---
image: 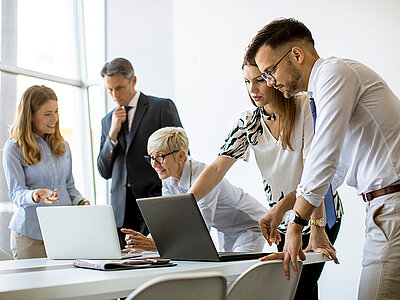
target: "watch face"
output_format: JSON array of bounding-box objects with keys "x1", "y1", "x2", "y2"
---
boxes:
[
  {"x1": 318, "y1": 218, "x2": 326, "y2": 227},
  {"x1": 287, "y1": 210, "x2": 295, "y2": 223}
]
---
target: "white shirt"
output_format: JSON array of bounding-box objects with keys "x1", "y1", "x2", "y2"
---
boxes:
[
  {"x1": 297, "y1": 57, "x2": 400, "y2": 207},
  {"x1": 162, "y1": 157, "x2": 266, "y2": 243},
  {"x1": 126, "y1": 90, "x2": 140, "y2": 131}
]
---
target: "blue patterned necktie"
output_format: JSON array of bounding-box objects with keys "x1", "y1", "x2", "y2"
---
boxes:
[{"x1": 309, "y1": 97, "x2": 337, "y2": 229}]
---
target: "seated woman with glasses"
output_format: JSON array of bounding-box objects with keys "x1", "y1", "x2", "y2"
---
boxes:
[{"x1": 121, "y1": 126, "x2": 267, "y2": 253}]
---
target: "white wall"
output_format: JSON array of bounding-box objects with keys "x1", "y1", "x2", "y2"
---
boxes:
[
  {"x1": 106, "y1": 0, "x2": 175, "y2": 106},
  {"x1": 107, "y1": 1, "x2": 400, "y2": 299}
]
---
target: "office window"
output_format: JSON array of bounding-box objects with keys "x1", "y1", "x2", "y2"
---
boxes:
[
  {"x1": 88, "y1": 85, "x2": 108, "y2": 205},
  {"x1": 0, "y1": 3, "x2": 2, "y2": 58},
  {"x1": 0, "y1": 0, "x2": 105, "y2": 254},
  {"x1": 17, "y1": 0, "x2": 78, "y2": 79},
  {"x1": 84, "y1": 0, "x2": 105, "y2": 82},
  {"x1": 84, "y1": 0, "x2": 108, "y2": 205}
]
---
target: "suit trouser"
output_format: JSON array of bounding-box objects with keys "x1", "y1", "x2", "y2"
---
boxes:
[
  {"x1": 358, "y1": 192, "x2": 400, "y2": 300},
  {"x1": 117, "y1": 187, "x2": 149, "y2": 248},
  {"x1": 278, "y1": 218, "x2": 341, "y2": 300},
  {"x1": 10, "y1": 230, "x2": 47, "y2": 259}
]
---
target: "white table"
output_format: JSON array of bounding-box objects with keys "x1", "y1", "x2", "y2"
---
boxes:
[{"x1": 0, "y1": 252, "x2": 328, "y2": 300}]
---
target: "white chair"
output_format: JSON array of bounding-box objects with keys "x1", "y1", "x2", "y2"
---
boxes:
[
  {"x1": 0, "y1": 248, "x2": 12, "y2": 260},
  {"x1": 227, "y1": 260, "x2": 303, "y2": 300},
  {"x1": 126, "y1": 271, "x2": 227, "y2": 300}
]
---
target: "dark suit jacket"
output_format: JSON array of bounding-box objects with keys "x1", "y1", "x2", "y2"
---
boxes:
[{"x1": 97, "y1": 93, "x2": 183, "y2": 227}]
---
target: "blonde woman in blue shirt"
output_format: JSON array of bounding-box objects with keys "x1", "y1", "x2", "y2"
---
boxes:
[{"x1": 3, "y1": 85, "x2": 89, "y2": 259}]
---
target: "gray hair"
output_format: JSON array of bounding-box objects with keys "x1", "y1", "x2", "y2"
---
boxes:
[
  {"x1": 147, "y1": 127, "x2": 189, "y2": 156},
  {"x1": 100, "y1": 57, "x2": 135, "y2": 80}
]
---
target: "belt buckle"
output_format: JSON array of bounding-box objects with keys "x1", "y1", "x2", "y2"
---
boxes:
[
  {"x1": 362, "y1": 193, "x2": 373, "y2": 202},
  {"x1": 362, "y1": 194, "x2": 367, "y2": 202}
]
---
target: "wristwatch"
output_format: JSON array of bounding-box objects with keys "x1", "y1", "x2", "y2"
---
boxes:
[
  {"x1": 287, "y1": 210, "x2": 309, "y2": 226},
  {"x1": 310, "y1": 218, "x2": 327, "y2": 228}
]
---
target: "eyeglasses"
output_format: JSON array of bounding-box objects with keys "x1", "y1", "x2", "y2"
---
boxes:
[
  {"x1": 260, "y1": 48, "x2": 292, "y2": 83},
  {"x1": 144, "y1": 150, "x2": 178, "y2": 165}
]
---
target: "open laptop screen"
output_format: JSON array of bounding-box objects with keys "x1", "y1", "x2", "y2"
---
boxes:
[
  {"x1": 37, "y1": 205, "x2": 123, "y2": 259},
  {"x1": 137, "y1": 193, "x2": 269, "y2": 262}
]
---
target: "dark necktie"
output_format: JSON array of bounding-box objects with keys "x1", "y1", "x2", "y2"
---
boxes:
[
  {"x1": 310, "y1": 97, "x2": 337, "y2": 229},
  {"x1": 122, "y1": 106, "x2": 132, "y2": 141}
]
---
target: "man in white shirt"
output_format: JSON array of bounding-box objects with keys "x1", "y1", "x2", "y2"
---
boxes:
[{"x1": 245, "y1": 18, "x2": 400, "y2": 299}]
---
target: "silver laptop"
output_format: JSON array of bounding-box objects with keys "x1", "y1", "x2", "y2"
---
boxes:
[
  {"x1": 37, "y1": 205, "x2": 138, "y2": 260},
  {"x1": 137, "y1": 193, "x2": 270, "y2": 262}
]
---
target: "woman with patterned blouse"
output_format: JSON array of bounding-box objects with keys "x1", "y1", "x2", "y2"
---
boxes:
[{"x1": 189, "y1": 59, "x2": 343, "y2": 299}]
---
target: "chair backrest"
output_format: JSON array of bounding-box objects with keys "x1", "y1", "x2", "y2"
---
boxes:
[
  {"x1": 126, "y1": 271, "x2": 227, "y2": 300},
  {"x1": 227, "y1": 260, "x2": 303, "y2": 300},
  {"x1": 0, "y1": 249, "x2": 12, "y2": 260}
]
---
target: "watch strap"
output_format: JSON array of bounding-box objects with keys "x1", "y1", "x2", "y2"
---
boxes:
[{"x1": 294, "y1": 214, "x2": 309, "y2": 226}]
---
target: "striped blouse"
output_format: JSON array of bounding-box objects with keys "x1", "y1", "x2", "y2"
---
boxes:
[{"x1": 219, "y1": 94, "x2": 343, "y2": 234}]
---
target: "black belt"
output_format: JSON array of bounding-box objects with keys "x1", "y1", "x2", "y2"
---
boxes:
[{"x1": 361, "y1": 184, "x2": 400, "y2": 202}]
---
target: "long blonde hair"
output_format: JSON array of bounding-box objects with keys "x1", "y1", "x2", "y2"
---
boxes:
[
  {"x1": 242, "y1": 59, "x2": 296, "y2": 150},
  {"x1": 10, "y1": 85, "x2": 65, "y2": 165}
]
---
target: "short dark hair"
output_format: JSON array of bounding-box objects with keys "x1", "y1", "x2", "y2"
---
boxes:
[
  {"x1": 100, "y1": 57, "x2": 134, "y2": 80},
  {"x1": 245, "y1": 18, "x2": 314, "y2": 64}
]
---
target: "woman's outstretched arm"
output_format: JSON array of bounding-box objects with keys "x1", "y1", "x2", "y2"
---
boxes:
[{"x1": 189, "y1": 156, "x2": 236, "y2": 201}]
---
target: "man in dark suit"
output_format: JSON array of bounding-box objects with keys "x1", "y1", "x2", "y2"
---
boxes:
[{"x1": 97, "y1": 57, "x2": 183, "y2": 247}]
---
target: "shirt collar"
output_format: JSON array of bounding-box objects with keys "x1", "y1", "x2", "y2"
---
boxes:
[
  {"x1": 127, "y1": 90, "x2": 141, "y2": 107},
  {"x1": 176, "y1": 156, "x2": 193, "y2": 190},
  {"x1": 307, "y1": 58, "x2": 325, "y2": 99},
  {"x1": 33, "y1": 132, "x2": 47, "y2": 143}
]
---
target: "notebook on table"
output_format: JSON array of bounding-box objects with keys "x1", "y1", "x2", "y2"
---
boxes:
[
  {"x1": 37, "y1": 205, "x2": 141, "y2": 260},
  {"x1": 73, "y1": 258, "x2": 175, "y2": 271},
  {"x1": 136, "y1": 193, "x2": 271, "y2": 262}
]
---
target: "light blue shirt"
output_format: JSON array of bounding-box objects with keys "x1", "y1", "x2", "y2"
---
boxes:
[{"x1": 3, "y1": 135, "x2": 85, "y2": 240}]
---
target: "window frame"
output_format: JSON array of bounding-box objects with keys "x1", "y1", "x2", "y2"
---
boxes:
[{"x1": 0, "y1": 0, "x2": 106, "y2": 206}]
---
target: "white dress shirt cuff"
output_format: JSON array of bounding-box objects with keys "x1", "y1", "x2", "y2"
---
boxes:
[
  {"x1": 296, "y1": 186, "x2": 324, "y2": 208},
  {"x1": 110, "y1": 137, "x2": 118, "y2": 147},
  {"x1": 30, "y1": 190, "x2": 39, "y2": 204}
]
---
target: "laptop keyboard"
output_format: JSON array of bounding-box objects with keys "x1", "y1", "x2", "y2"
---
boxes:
[{"x1": 218, "y1": 252, "x2": 263, "y2": 256}]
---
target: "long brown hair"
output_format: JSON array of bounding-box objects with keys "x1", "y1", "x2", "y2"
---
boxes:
[
  {"x1": 10, "y1": 85, "x2": 65, "y2": 165},
  {"x1": 242, "y1": 58, "x2": 296, "y2": 150}
]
